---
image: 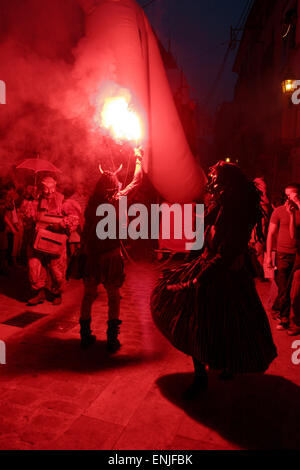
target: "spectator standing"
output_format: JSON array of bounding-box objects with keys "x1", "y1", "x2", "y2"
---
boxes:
[
  {"x1": 286, "y1": 193, "x2": 300, "y2": 336},
  {"x1": 266, "y1": 183, "x2": 300, "y2": 329}
]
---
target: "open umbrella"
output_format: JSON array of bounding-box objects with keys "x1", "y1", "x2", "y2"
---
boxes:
[
  {"x1": 16, "y1": 159, "x2": 62, "y2": 174},
  {"x1": 16, "y1": 158, "x2": 62, "y2": 188}
]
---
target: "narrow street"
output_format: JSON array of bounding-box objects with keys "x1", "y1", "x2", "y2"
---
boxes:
[{"x1": 0, "y1": 261, "x2": 299, "y2": 450}]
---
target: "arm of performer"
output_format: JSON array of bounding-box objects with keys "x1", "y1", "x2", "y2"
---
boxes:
[
  {"x1": 61, "y1": 200, "x2": 81, "y2": 235},
  {"x1": 80, "y1": 221, "x2": 89, "y2": 255},
  {"x1": 115, "y1": 149, "x2": 143, "y2": 200},
  {"x1": 167, "y1": 203, "x2": 265, "y2": 291}
]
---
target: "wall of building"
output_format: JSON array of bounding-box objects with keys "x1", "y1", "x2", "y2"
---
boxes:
[{"x1": 215, "y1": 0, "x2": 300, "y2": 200}]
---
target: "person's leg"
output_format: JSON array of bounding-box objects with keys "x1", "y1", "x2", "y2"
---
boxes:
[
  {"x1": 250, "y1": 241, "x2": 264, "y2": 279},
  {"x1": 193, "y1": 358, "x2": 208, "y2": 384},
  {"x1": 106, "y1": 285, "x2": 121, "y2": 321},
  {"x1": 182, "y1": 358, "x2": 208, "y2": 399},
  {"x1": 274, "y1": 253, "x2": 295, "y2": 327},
  {"x1": 20, "y1": 228, "x2": 30, "y2": 265},
  {"x1": 27, "y1": 254, "x2": 47, "y2": 305},
  {"x1": 79, "y1": 277, "x2": 98, "y2": 348},
  {"x1": 288, "y1": 270, "x2": 300, "y2": 335},
  {"x1": 11, "y1": 231, "x2": 19, "y2": 265},
  {"x1": 105, "y1": 284, "x2": 122, "y2": 353},
  {"x1": 66, "y1": 243, "x2": 79, "y2": 280},
  {"x1": 273, "y1": 254, "x2": 287, "y2": 310},
  {"x1": 12, "y1": 224, "x2": 23, "y2": 263},
  {"x1": 48, "y1": 249, "x2": 67, "y2": 305},
  {"x1": 268, "y1": 279, "x2": 279, "y2": 316}
]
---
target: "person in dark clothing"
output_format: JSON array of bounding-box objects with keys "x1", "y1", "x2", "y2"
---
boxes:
[
  {"x1": 79, "y1": 153, "x2": 143, "y2": 352},
  {"x1": 286, "y1": 192, "x2": 300, "y2": 336},
  {"x1": 266, "y1": 183, "x2": 300, "y2": 329},
  {"x1": 151, "y1": 161, "x2": 277, "y2": 398},
  {"x1": 249, "y1": 177, "x2": 273, "y2": 280}
]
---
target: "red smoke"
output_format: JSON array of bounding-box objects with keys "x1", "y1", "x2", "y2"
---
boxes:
[
  {"x1": 0, "y1": 0, "x2": 206, "y2": 202},
  {"x1": 0, "y1": 0, "x2": 126, "y2": 187}
]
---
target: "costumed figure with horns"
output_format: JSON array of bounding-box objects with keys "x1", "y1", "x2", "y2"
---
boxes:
[
  {"x1": 79, "y1": 151, "x2": 143, "y2": 352},
  {"x1": 27, "y1": 176, "x2": 80, "y2": 306},
  {"x1": 151, "y1": 161, "x2": 277, "y2": 398}
]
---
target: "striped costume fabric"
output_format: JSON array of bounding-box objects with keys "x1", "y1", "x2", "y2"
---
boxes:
[{"x1": 151, "y1": 255, "x2": 277, "y2": 373}]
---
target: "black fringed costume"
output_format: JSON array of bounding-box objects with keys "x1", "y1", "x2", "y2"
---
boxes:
[
  {"x1": 79, "y1": 156, "x2": 142, "y2": 351},
  {"x1": 151, "y1": 162, "x2": 277, "y2": 373}
]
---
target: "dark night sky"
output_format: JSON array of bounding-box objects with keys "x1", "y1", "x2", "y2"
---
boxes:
[{"x1": 137, "y1": 0, "x2": 252, "y2": 114}]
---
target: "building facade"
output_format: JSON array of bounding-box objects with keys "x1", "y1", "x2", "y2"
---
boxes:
[{"x1": 215, "y1": 0, "x2": 300, "y2": 200}]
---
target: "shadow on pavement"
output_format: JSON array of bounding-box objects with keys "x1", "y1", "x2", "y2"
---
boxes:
[
  {"x1": 3, "y1": 335, "x2": 165, "y2": 377},
  {"x1": 157, "y1": 372, "x2": 300, "y2": 450}
]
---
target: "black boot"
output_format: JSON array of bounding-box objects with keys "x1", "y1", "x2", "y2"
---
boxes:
[
  {"x1": 182, "y1": 359, "x2": 208, "y2": 400},
  {"x1": 106, "y1": 319, "x2": 122, "y2": 353},
  {"x1": 80, "y1": 318, "x2": 96, "y2": 349},
  {"x1": 27, "y1": 288, "x2": 46, "y2": 306}
]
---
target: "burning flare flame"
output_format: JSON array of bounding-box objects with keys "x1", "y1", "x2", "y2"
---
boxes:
[{"x1": 100, "y1": 96, "x2": 143, "y2": 144}]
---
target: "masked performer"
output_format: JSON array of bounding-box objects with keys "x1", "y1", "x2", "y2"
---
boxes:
[
  {"x1": 28, "y1": 176, "x2": 79, "y2": 306},
  {"x1": 79, "y1": 153, "x2": 143, "y2": 352},
  {"x1": 151, "y1": 161, "x2": 277, "y2": 397}
]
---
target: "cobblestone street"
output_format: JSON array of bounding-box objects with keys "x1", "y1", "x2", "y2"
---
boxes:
[{"x1": 0, "y1": 261, "x2": 299, "y2": 450}]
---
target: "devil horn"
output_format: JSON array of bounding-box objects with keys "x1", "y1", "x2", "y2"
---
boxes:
[
  {"x1": 99, "y1": 164, "x2": 104, "y2": 174},
  {"x1": 114, "y1": 163, "x2": 123, "y2": 175}
]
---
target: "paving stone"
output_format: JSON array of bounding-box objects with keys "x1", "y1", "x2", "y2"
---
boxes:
[
  {"x1": 46, "y1": 381, "x2": 85, "y2": 398},
  {"x1": 0, "y1": 416, "x2": 23, "y2": 435},
  {"x1": 0, "y1": 324, "x2": 21, "y2": 341},
  {"x1": 0, "y1": 436, "x2": 34, "y2": 450},
  {"x1": 168, "y1": 435, "x2": 239, "y2": 451},
  {"x1": 20, "y1": 429, "x2": 60, "y2": 446},
  {"x1": 113, "y1": 386, "x2": 185, "y2": 450},
  {"x1": 2, "y1": 388, "x2": 40, "y2": 407},
  {"x1": 175, "y1": 415, "x2": 213, "y2": 443},
  {"x1": 19, "y1": 411, "x2": 76, "y2": 446},
  {"x1": 40, "y1": 399, "x2": 82, "y2": 415},
  {"x1": 0, "y1": 266, "x2": 299, "y2": 450},
  {"x1": 51, "y1": 416, "x2": 124, "y2": 450},
  {"x1": 84, "y1": 373, "x2": 156, "y2": 426},
  {"x1": 0, "y1": 402, "x2": 30, "y2": 421},
  {"x1": 13, "y1": 373, "x2": 56, "y2": 390}
]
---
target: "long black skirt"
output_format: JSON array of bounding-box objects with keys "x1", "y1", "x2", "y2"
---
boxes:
[{"x1": 151, "y1": 256, "x2": 277, "y2": 373}]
